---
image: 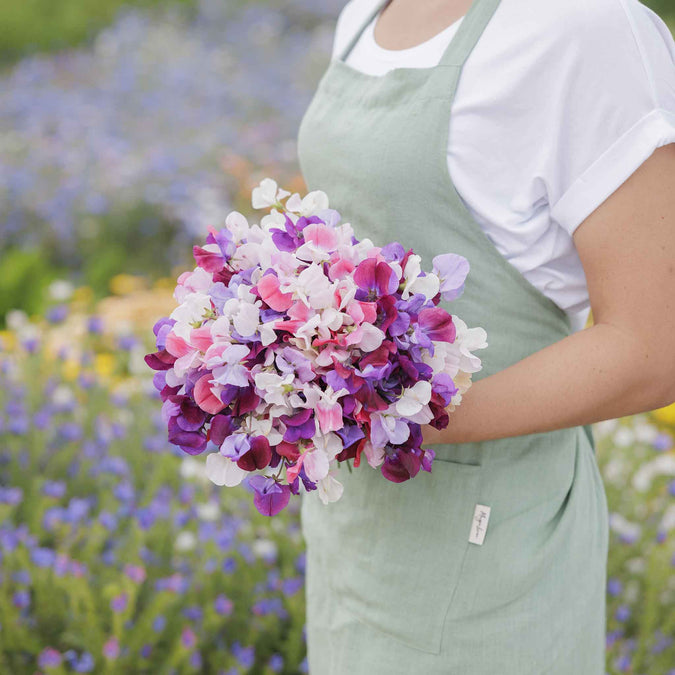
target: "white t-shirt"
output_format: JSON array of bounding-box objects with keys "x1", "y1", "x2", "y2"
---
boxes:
[{"x1": 331, "y1": 0, "x2": 675, "y2": 332}]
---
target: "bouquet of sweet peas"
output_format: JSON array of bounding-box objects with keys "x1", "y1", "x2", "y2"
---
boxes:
[{"x1": 145, "y1": 178, "x2": 487, "y2": 516}]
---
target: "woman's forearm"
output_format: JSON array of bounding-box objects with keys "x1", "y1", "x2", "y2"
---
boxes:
[{"x1": 421, "y1": 321, "x2": 675, "y2": 445}]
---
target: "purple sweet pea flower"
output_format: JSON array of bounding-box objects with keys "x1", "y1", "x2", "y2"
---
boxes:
[
  {"x1": 280, "y1": 408, "x2": 316, "y2": 442},
  {"x1": 248, "y1": 475, "x2": 291, "y2": 516},
  {"x1": 432, "y1": 373, "x2": 459, "y2": 406},
  {"x1": 168, "y1": 416, "x2": 208, "y2": 455},
  {"x1": 335, "y1": 423, "x2": 365, "y2": 450}
]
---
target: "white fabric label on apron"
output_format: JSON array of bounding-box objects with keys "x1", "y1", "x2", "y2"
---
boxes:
[{"x1": 468, "y1": 504, "x2": 491, "y2": 545}]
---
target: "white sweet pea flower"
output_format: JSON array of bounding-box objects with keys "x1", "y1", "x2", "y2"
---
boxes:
[
  {"x1": 205, "y1": 453, "x2": 249, "y2": 487},
  {"x1": 288, "y1": 382, "x2": 322, "y2": 409},
  {"x1": 358, "y1": 323, "x2": 385, "y2": 352},
  {"x1": 400, "y1": 254, "x2": 440, "y2": 300},
  {"x1": 260, "y1": 208, "x2": 288, "y2": 233},
  {"x1": 222, "y1": 285, "x2": 261, "y2": 337},
  {"x1": 232, "y1": 234, "x2": 276, "y2": 271},
  {"x1": 294, "y1": 263, "x2": 334, "y2": 309},
  {"x1": 210, "y1": 315, "x2": 233, "y2": 341},
  {"x1": 316, "y1": 472, "x2": 344, "y2": 504},
  {"x1": 259, "y1": 320, "x2": 279, "y2": 347},
  {"x1": 254, "y1": 371, "x2": 296, "y2": 406},
  {"x1": 170, "y1": 292, "x2": 212, "y2": 331},
  {"x1": 312, "y1": 430, "x2": 344, "y2": 460},
  {"x1": 285, "y1": 189, "x2": 329, "y2": 216},
  {"x1": 452, "y1": 315, "x2": 488, "y2": 373},
  {"x1": 316, "y1": 308, "x2": 344, "y2": 338},
  {"x1": 395, "y1": 380, "x2": 432, "y2": 417},
  {"x1": 224, "y1": 210, "x2": 250, "y2": 243},
  {"x1": 251, "y1": 177, "x2": 291, "y2": 210},
  {"x1": 293, "y1": 314, "x2": 323, "y2": 351},
  {"x1": 248, "y1": 415, "x2": 285, "y2": 445}
]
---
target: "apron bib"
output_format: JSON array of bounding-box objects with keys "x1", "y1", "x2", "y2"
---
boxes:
[{"x1": 296, "y1": 0, "x2": 610, "y2": 672}]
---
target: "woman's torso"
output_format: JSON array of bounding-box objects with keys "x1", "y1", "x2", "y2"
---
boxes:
[{"x1": 332, "y1": 0, "x2": 675, "y2": 333}]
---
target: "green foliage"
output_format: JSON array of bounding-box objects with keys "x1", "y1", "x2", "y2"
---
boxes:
[
  {"x1": 75, "y1": 202, "x2": 192, "y2": 303},
  {"x1": 0, "y1": 247, "x2": 67, "y2": 323},
  {"x1": 0, "y1": 0, "x2": 196, "y2": 64},
  {"x1": 643, "y1": 0, "x2": 675, "y2": 23}
]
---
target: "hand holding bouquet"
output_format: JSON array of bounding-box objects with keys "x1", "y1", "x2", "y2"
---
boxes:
[{"x1": 145, "y1": 178, "x2": 487, "y2": 516}]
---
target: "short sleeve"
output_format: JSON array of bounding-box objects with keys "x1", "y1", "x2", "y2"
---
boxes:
[{"x1": 543, "y1": 0, "x2": 675, "y2": 236}]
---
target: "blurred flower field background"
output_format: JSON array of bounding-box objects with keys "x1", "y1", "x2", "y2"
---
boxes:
[{"x1": 0, "y1": 1, "x2": 674, "y2": 673}]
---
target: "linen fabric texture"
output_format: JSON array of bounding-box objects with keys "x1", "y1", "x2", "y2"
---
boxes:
[{"x1": 296, "y1": 0, "x2": 610, "y2": 672}]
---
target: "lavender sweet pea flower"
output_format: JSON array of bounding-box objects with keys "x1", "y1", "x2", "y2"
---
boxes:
[
  {"x1": 276, "y1": 347, "x2": 315, "y2": 383},
  {"x1": 379, "y1": 242, "x2": 406, "y2": 262},
  {"x1": 370, "y1": 412, "x2": 411, "y2": 449},
  {"x1": 211, "y1": 344, "x2": 251, "y2": 387},
  {"x1": 152, "y1": 317, "x2": 176, "y2": 350},
  {"x1": 213, "y1": 227, "x2": 236, "y2": 259},
  {"x1": 221, "y1": 434, "x2": 251, "y2": 461},
  {"x1": 432, "y1": 253, "x2": 470, "y2": 302},
  {"x1": 208, "y1": 281, "x2": 234, "y2": 314}
]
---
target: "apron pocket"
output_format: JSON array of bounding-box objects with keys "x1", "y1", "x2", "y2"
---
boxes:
[{"x1": 327, "y1": 458, "x2": 483, "y2": 655}]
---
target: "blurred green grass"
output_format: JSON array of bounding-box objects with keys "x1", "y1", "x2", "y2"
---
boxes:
[
  {"x1": 0, "y1": 0, "x2": 196, "y2": 63},
  {"x1": 0, "y1": 0, "x2": 672, "y2": 64}
]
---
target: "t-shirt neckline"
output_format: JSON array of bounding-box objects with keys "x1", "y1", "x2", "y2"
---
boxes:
[{"x1": 365, "y1": 7, "x2": 465, "y2": 61}]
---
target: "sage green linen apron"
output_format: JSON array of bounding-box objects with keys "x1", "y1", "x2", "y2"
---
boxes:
[{"x1": 296, "y1": 0, "x2": 610, "y2": 672}]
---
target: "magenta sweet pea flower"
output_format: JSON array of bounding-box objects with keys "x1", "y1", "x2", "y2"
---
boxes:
[
  {"x1": 354, "y1": 257, "x2": 399, "y2": 298},
  {"x1": 418, "y1": 307, "x2": 456, "y2": 343}
]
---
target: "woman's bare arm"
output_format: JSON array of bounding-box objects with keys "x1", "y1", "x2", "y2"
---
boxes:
[{"x1": 422, "y1": 143, "x2": 675, "y2": 445}]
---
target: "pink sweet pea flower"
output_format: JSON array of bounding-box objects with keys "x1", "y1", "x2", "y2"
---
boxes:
[
  {"x1": 316, "y1": 386, "x2": 349, "y2": 433},
  {"x1": 257, "y1": 272, "x2": 293, "y2": 311},
  {"x1": 194, "y1": 373, "x2": 226, "y2": 415}
]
